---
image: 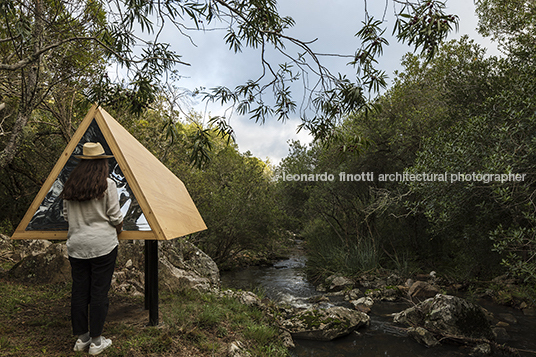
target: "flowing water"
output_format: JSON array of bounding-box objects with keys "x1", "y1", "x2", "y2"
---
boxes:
[{"x1": 220, "y1": 242, "x2": 536, "y2": 357}]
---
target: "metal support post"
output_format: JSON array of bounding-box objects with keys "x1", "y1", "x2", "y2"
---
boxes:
[{"x1": 144, "y1": 240, "x2": 159, "y2": 326}]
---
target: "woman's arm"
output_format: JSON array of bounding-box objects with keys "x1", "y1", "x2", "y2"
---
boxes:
[
  {"x1": 106, "y1": 179, "x2": 124, "y2": 230},
  {"x1": 115, "y1": 221, "x2": 123, "y2": 235}
]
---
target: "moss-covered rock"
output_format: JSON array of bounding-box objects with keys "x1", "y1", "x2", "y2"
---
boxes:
[
  {"x1": 279, "y1": 306, "x2": 370, "y2": 341},
  {"x1": 393, "y1": 294, "x2": 495, "y2": 345}
]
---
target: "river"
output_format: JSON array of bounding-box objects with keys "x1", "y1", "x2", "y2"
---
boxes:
[{"x1": 220, "y1": 241, "x2": 536, "y2": 356}]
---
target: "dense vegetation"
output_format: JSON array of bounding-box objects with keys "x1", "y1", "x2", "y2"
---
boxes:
[
  {"x1": 276, "y1": 1, "x2": 536, "y2": 291},
  {"x1": 1, "y1": 0, "x2": 535, "y2": 297}
]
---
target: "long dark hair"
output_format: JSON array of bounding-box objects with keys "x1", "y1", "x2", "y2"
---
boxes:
[{"x1": 62, "y1": 159, "x2": 109, "y2": 201}]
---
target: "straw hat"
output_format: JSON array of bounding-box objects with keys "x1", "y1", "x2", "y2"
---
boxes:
[{"x1": 74, "y1": 142, "x2": 114, "y2": 159}]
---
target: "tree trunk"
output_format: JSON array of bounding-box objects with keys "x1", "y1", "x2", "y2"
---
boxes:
[{"x1": 0, "y1": 0, "x2": 43, "y2": 170}]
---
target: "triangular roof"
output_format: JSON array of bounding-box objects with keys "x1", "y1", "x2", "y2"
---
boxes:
[{"x1": 12, "y1": 104, "x2": 207, "y2": 241}]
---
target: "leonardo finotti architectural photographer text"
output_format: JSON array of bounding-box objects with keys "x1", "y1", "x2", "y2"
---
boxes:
[{"x1": 280, "y1": 171, "x2": 527, "y2": 184}]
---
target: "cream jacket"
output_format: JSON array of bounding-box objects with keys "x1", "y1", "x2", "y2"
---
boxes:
[{"x1": 63, "y1": 178, "x2": 123, "y2": 259}]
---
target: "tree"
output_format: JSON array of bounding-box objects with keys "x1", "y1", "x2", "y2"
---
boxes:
[
  {"x1": 0, "y1": 0, "x2": 183, "y2": 169},
  {"x1": 0, "y1": 0, "x2": 460, "y2": 171},
  {"x1": 407, "y1": 31, "x2": 536, "y2": 281}
]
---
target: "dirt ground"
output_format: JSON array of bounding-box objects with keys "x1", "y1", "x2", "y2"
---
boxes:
[{"x1": 3, "y1": 290, "x2": 151, "y2": 356}]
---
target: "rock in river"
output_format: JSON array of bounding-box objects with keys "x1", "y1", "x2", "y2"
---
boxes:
[
  {"x1": 279, "y1": 306, "x2": 370, "y2": 341},
  {"x1": 393, "y1": 294, "x2": 495, "y2": 343}
]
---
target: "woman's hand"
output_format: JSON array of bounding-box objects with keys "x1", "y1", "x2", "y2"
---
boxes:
[{"x1": 115, "y1": 221, "x2": 123, "y2": 235}]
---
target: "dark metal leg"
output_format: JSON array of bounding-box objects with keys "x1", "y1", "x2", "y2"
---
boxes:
[
  {"x1": 144, "y1": 241, "x2": 149, "y2": 311},
  {"x1": 145, "y1": 240, "x2": 159, "y2": 326}
]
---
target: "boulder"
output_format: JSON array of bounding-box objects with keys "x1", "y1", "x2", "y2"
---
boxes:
[
  {"x1": 393, "y1": 294, "x2": 494, "y2": 342},
  {"x1": 5, "y1": 238, "x2": 220, "y2": 295},
  {"x1": 0, "y1": 235, "x2": 52, "y2": 263},
  {"x1": 280, "y1": 330, "x2": 295, "y2": 349},
  {"x1": 408, "y1": 281, "x2": 440, "y2": 301},
  {"x1": 117, "y1": 240, "x2": 220, "y2": 293},
  {"x1": 161, "y1": 240, "x2": 220, "y2": 286},
  {"x1": 9, "y1": 243, "x2": 70, "y2": 284},
  {"x1": 279, "y1": 306, "x2": 370, "y2": 341}
]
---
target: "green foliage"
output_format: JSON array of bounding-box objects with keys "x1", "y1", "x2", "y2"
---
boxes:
[
  {"x1": 394, "y1": 1, "x2": 459, "y2": 60},
  {"x1": 405, "y1": 27, "x2": 536, "y2": 281},
  {"x1": 475, "y1": 0, "x2": 536, "y2": 42},
  {"x1": 189, "y1": 147, "x2": 285, "y2": 266},
  {"x1": 276, "y1": 18, "x2": 536, "y2": 286},
  {"x1": 0, "y1": 0, "x2": 466, "y2": 175}
]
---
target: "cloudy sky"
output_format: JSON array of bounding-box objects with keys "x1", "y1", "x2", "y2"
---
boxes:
[{"x1": 143, "y1": 0, "x2": 500, "y2": 165}]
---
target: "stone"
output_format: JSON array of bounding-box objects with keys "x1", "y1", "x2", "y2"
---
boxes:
[
  {"x1": 393, "y1": 294, "x2": 494, "y2": 341},
  {"x1": 9, "y1": 243, "x2": 70, "y2": 284},
  {"x1": 280, "y1": 330, "x2": 295, "y2": 349},
  {"x1": 350, "y1": 297, "x2": 374, "y2": 313},
  {"x1": 408, "y1": 281, "x2": 441, "y2": 301},
  {"x1": 159, "y1": 254, "x2": 215, "y2": 293},
  {"x1": 345, "y1": 288, "x2": 364, "y2": 301},
  {"x1": 497, "y1": 313, "x2": 517, "y2": 325},
  {"x1": 393, "y1": 303, "x2": 429, "y2": 326},
  {"x1": 328, "y1": 276, "x2": 354, "y2": 292},
  {"x1": 522, "y1": 308, "x2": 536, "y2": 316},
  {"x1": 1, "y1": 235, "x2": 52, "y2": 263},
  {"x1": 407, "y1": 326, "x2": 440, "y2": 347},
  {"x1": 0, "y1": 234, "x2": 11, "y2": 250},
  {"x1": 111, "y1": 269, "x2": 145, "y2": 296},
  {"x1": 279, "y1": 306, "x2": 370, "y2": 341},
  {"x1": 217, "y1": 290, "x2": 262, "y2": 307},
  {"x1": 236, "y1": 291, "x2": 262, "y2": 307},
  {"x1": 117, "y1": 240, "x2": 220, "y2": 293}
]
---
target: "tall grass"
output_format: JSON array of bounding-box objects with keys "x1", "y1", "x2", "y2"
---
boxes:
[{"x1": 304, "y1": 221, "x2": 382, "y2": 281}]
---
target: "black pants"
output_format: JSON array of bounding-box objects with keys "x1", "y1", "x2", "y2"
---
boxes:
[{"x1": 69, "y1": 246, "x2": 117, "y2": 337}]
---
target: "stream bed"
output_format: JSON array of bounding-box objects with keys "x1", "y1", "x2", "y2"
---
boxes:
[{"x1": 220, "y1": 244, "x2": 536, "y2": 357}]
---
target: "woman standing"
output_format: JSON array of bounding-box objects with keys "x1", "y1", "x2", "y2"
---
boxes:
[{"x1": 62, "y1": 142, "x2": 123, "y2": 355}]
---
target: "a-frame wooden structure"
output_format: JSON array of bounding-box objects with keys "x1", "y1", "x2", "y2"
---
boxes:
[
  {"x1": 12, "y1": 104, "x2": 206, "y2": 241},
  {"x1": 11, "y1": 104, "x2": 207, "y2": 325}
]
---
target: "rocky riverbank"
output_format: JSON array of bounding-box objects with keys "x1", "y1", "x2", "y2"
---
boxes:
[{"x1": 2, "y1": 234, "x2": 536, "y2": 356}]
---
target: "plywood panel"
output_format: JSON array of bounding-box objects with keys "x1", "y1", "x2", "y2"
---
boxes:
[{"x1": 97, "y1": 107, "x2": 207, "y2": 240}]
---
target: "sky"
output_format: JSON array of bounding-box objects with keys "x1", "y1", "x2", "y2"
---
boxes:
[{"x1": 134, "y1": 0, "x2": 500, "y2": 165}]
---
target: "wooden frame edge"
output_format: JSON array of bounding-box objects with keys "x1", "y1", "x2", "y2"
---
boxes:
[
  {"x1": 11, "y1": 230, "x2": 158, "y2": 240},
  {"x1": 13, "y1": 104, "x2": 99, "y2": 236}
]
